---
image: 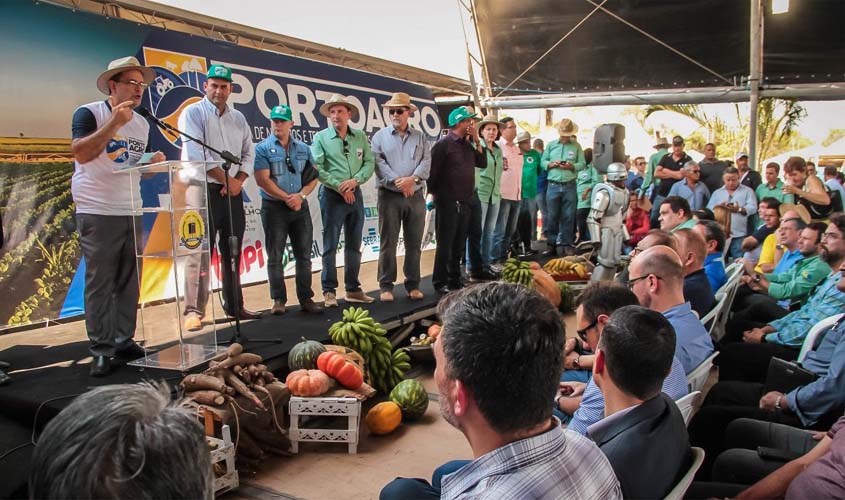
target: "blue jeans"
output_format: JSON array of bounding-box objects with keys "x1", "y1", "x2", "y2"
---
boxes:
[
  {"x1": 545, "y1": 181, "x2": 577, "y2": 247},
  {"x1": 728, "y1": 236, "x2": 745, "y2": 261},
  {"x1": 561, "y1": 369, "x2": 592, "y2": 383},
  {"x1": 518, "y1": 197, "x2": 538, "y2": 246},
  {"x1": 319, "y1": 185, "x2": 364, "y2": 294},
  {"x1": 493, "y1": 199, "x2": 521, "y2": 261},
  {"x1": 379, "y1": 460, "x2": 470, "y2": 499},
  {"x1": 466, "y1": 193, "x2": 499, "y2": 270},
  {"x1": 536, "y1": 191, "x2": 549, "y2": 241},
  {"x1": 261, "y1": 198, "x2": 314, "y2": 303}
]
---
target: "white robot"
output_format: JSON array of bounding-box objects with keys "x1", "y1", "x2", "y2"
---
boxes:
[{"x1": 587, "y1": 162, "x2": 629, "y2": 281}]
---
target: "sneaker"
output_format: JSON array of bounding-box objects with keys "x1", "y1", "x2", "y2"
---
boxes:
[
  {"x1": 184, "y1": 313, "x2": 202, "y2": 332},
  {"x1": 346, "y1": 290, "x2": 375, "y2": 303},
  {"x1": 489, "y1": 263, "x2": 504, "y2": 273},
  {"x1": 300, "y1": 299, "x2": 324, "y2": 314},
  {"x1": 408, "y1": 289, "x2": 424, "y2": 300},
  {"x1": 380, "y1": 290, "x2": 394, "y2": 302},
  {"x1": 323, "y1": 292, "x2": 338, "y2": 307},
  {"x1": 271, "y1": 300, "x2": 286, "y2": 315}
]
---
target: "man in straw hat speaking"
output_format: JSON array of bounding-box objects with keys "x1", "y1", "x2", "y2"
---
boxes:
[
  {"x1": 71, "y1": 56, "x2": 164, "y2": 376},
  {"x1": 311, "y1": 94, "x2": 375, "y2": 307},
  {"x1": 541, "y1": 118, "x2": 586, "y2": 256},
  {"x1": 371, "y1": 92, "x2": 430, "y2": 302},
  {"x1": 179, "y1": 64, "x2": 262, "y2": 332}
]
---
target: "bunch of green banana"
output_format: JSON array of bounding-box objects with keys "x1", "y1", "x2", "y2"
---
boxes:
[{"x1": 501, "y1": 258, "x2": 533, "y2": 287}]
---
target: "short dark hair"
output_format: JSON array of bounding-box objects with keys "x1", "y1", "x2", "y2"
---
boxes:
[
  {"x1": 824, "y1": 165, "x2": 839, "y2": 177},
  {"x1": 807, "y1": 161, "x2": 816, "y2": 168},
  {"x1": 500, "y1": 116, "x2": 515, "y2": 125},
  {"x1": 760, "y1": 197, "x2": 781, "y2": 212},
  {"x1": 807, "y1": 221, "x2": 828, "y2": 244},
  {"x1": 29, "y1": 382, "x2": 212, "y2": 500},
  {"x1": 598, "y1": 306, "x2": 676, "y2": 400},
  {"x1": 765, "y1": 162, "x2": 780, "y2": 173},
  {"x1": 575, "y1": 282, "x2": 639, "y2": 322},
  {"x1": 724, "y1": 166, "x2": 739, "y2": 176},
  {"x1": 829, "y1": 213, "x2": 845, "y2": 235},
  {"x1": 693, "y1": 208, "x2": 715, "y2": 221},
  {"x1": 584, "y1": 147, "x2": 593, "y2": 164},
  {"x1": 533, "y1": 138, "x2": 544, "y2": 148},
  {"x1": 437, "y1": 282, "x2": 564, "y2": 433},
  {"x1": 660, "y1": 196, "x2": 691, "y2": 219},
  {"x1": 696, "y1": 220, "x2": 726, "y2": 252}
]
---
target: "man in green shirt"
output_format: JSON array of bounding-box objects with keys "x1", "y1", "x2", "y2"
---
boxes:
[
  {"x1": 540, "y1": 118, "x2": 586, "y2": 255},
  {"x1": 576, "y1": 150, "x2": 602, "y2": 243},
  {"x1": 641, "y1": 135, "x2": 670, "y2": 200},
  {"x1": 658, "y1": 196, "x2": 696, "y2": 232},
  {"x1": 516, "y1": 131, "x2": 542, "y2": 252},
  {"x1": 311, "y1": 93, "x2": 375, "y2": 307},
  {"x1": 755, "y1": 161, "x2": 793, "y2": 204}
]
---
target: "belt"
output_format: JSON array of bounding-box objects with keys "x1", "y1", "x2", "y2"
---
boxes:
[{"x1": 549, "y1": 179, "x2": 575, "y2": 185}]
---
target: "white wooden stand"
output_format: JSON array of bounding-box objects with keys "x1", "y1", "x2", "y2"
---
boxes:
[
  {"x1": 208, "y1": 424, "x2": 239, "y2": 496},
  {"x1": 289, "y1": 397, "x2": 361, "y2": 454}
]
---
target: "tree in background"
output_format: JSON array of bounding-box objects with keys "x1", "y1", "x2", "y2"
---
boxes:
[{"x1": 822, "y1": 129, "x2": 845, "y2": 147}]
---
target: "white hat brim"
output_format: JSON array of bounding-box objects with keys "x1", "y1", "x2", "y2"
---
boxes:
[{"x1": 96, "y1": 65, "x2": 155, "y2": 95}]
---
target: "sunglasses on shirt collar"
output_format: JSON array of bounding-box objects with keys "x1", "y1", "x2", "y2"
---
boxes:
[{"x1": 285, "y1": 155, "x2": 295, "y2": 173}]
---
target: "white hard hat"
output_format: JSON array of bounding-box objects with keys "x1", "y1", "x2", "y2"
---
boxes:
[{"x1": 606, "y1": 162, "x2": 627, "y2": 181}]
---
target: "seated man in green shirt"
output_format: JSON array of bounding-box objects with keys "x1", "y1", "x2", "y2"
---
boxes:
[{"x1": 657, "y1": 196, "x2": 697, "y2": 233}]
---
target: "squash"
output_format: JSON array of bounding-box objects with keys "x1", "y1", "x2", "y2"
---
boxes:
[
  {"x1": 316, "y1": 351, "x2": 364, "y2": 390},
  {"x1": 389, "y1": 379, "x2": 429, "y2": 421},
  {"x1": 531, "y1": 267, "x2": 561, "y2": 307},
  {"x1": 558, "y1": 281, "x2": 574, "y2": 313},
  {"x1": 285, "y1": 369, "x2": 331, "y2": 397},
  {"x1": 288, "y1": 337, "x2": 326, "y2": 370},
  {"x1": 427, "y1": 324, "x2": 441, "y2": 340},
  {"x1": 365, "y1": 401, "x2": 403, "y2": 435}
]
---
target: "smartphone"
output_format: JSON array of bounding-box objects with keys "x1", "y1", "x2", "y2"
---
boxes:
[{"x1": 757, "y1": 446, "x2": 802, "y2": 462}]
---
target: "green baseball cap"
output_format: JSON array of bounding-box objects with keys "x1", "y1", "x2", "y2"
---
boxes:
[
  {"x1": 207, "y1": 64, "x2": 233, "y2": 82},
  {"x1": 448, "y1": 106, "x2": 478, "y2": 127},
  {"x1": 270, "y1": 105, "x2": 292, "y2": 121}
]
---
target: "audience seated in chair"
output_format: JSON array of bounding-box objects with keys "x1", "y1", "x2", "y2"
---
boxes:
[
  {"x1": 564, "y1": 282, "x2": 688, "y2": 435},
  {"x1": 380, "y1": 282, "x2": 622, "y2": 500},
  {"x1": 674, "y1": 228, "x2": 716, "y2": 317},
  {"x1": 589, "y1": 305, "x2": 691, "y2": 499},
  {"x1": 627, "y1": 245, "x2": 714, "y2": 374},
  {"x1": 694, "y1": 220, "x2": 728, "y2": 292},
  {"x1": 739, "y1": 198, "x2": 781, "y2": 262},
  {"x1": 28, "y1": 382, "x2": 213, "y2": 500}
]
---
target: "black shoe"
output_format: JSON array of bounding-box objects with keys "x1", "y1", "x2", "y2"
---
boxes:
[
  {"x1": 470, "y1": 269, "x2": 497, "y2": 281},
  {"x1": 90, "y1": 356, "x2": 111, "y2": 377},
  {"x1": 300, "y1": 299, "x2": 324, "y2": 314},
  {"x1": 434, "y1": 285, "x2": 451, "y2": 295},
  {"x1": 116, "y1": 342, "x2": 147, "y2": 359},
  {"x1": 225, "y1": 308, "x2": 263, "y2": 320},
  {"x1": 0, "y1": 360, "x2": 10, "y2": 369}
]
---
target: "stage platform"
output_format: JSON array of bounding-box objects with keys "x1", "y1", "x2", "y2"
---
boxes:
[{"x1": 0, "y1": 276, "x2": 440, "y2": 499}]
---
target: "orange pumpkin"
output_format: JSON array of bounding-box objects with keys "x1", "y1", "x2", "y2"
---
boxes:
[
  {"x1": 365, "y1": 401, "x2": 403, "y2": 435},
  {"x1": 427, "y1": 324, "x2": 441, "y2": 340},
  {"x1": 317, "y1": 351, "x2": 364, "y2": 390},
  {"x1": 532, "y1": 267, "x2": 562, "y2": 307},
  {"x1": 285, "y1": 369, "x2": 331, "y2": 397}
]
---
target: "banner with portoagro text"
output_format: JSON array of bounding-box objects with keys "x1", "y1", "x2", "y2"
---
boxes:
[{"x1": 0, "y1": 1, "x2": 439, "y2": 329}]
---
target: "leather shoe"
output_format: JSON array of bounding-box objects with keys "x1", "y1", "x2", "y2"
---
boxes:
[
  {"x1": 434, "y1": 285, "x2": 452, "y2": 295},
  {"x1": 300, "y1": 299, "x2": 324, "y2": 314},
  {"x1": 116, "y1": 342, "x2": 147, "y2": 359},
  {"x1": 90, "y1": 356, "x2": 111, "y2": 377},
  {"x1": 225, "y1": 308, "x2": 263, "y2": 320},
  {"x1": 0, "y1": 370, "x2": 10, "y2": 386},
  {"x1": 271, "y1": 300, "x2": 286, "y2": 315}
]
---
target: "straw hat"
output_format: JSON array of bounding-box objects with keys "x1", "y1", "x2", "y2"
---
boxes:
[
  {"x1": 319, "y1": 94, "x2": 359, "y2": 120},
  {"x1": 654, "y1": 135, "x2": 670, "y2": 148},
  {"x1": 476, "y1": 115, "x2": 503, "y2": 131},
  {"x1": 557, "y1": 118, "x2": 578, "y2": 135},
  {"x1": 779, "y1": 203, "x2": 812, "y2": 224},
  {"x1": 382, "y1": 92, "x2": 418, "y2": 112},
  {"x1": 516, "y1": 131, "x2": 531, "y2": 143},
  {"x1": 96, "y1": 56, "x2": 155, "y2": 95}
]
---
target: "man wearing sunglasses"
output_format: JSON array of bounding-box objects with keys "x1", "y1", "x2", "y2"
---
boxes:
[
  {"x1": 311, "y1": 94, "x2": 375, "y2": 306},
  {"x1": 371, "y1": 93, "x2": 430, "y2": 302},
  {"x1": 253, "y1": 105, "x2": 322, "y2": 316},
  {"x1": 72, "y1": 56, "x2": 165, "y2": 376}
]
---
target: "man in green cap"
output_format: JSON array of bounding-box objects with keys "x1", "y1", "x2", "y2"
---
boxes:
[
  {"x1": 311, "y1": 94, "x2": 375, "y2": 307},
  {"x1": 427, "y1": 106, "x2": 487, "y2": 294},
  {"x1": 253, "y1": 105, "x2": 322, "y2": 315},
  {"x1": 179, "y1": 63, "x2": 262, "y2": 332}
]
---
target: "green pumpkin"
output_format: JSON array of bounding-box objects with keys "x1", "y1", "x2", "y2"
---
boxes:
[
  {"x1": 558, "y1": 282, "x2": 573, "y2": 313},
  {"x1": 389, "y1": 379, "x2": 429, "y2": 421},
  {"x1": 288, "y1": 337, "x2": 326, "y2": 370}
]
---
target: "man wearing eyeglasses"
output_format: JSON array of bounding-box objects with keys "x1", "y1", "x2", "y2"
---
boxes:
[
  {"x1": 71, "y1": 56, "x2": 165, "y2": 376},
  {"x1": 179, "y1": 64, "x2": 261, "y2": 332},
  {"x1": 311, "y1": 94, "x2": 375, "y2": 306},
  {"x1": 371, "y1": 93, "x2": 430, "y2": 302},
  {"x1": 624, "y1": 156, "x2": 645, "y2": 193},
  {"x1": 253, "y1": 105, "x2": 322, "y2": 316}
]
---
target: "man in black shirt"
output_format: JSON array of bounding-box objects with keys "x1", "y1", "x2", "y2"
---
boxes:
[
  {"x1": 699, "y1": 143, "x2": 727, "y2": 193},
  {"x1": 651, "y1": 136, "x2": 692, "y2": 228},
  {"x1": 736, "y1": 152, "x2": 762, "y2": 191},
  {"x1": 428, "y1": 107, "x2": 486, "y2": 294}
]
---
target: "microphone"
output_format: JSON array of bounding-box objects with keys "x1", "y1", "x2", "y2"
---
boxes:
[
  {"x1": 137, "y1": 107, "x2": 241, "y2": 166},
  {"x1": 137, "y1": 107, "x2": 177, "y2": 134}
]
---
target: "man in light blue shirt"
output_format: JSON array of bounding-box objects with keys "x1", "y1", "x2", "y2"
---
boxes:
[
  {"x1": 371, "y1": 92, "x2": 430, "y2": 302},
  {"x1": 824, "y1": 165, "x2": 845, "y2": 209},
  {"x1": 668, "y1": 160, "x2": 710, "y2": 211},
  {"x1": 628, "y1": 245, "x2": 714, "y2": 373},
  {"x1": 708, "y1": 166, "x2": 758, "y2": 259}
]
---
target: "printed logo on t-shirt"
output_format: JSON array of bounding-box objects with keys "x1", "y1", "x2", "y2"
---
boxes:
[
  {"x1": 526, "y1": 157, "x2": 535, "y2": 163},
  {"x1": 107, "y1": 135, "x2": 146, "y2": 164}
]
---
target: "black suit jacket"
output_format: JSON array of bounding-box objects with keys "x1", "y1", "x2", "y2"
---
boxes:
[{"x1": 588, "y1": 393, "x2": 691, "y2": 499}]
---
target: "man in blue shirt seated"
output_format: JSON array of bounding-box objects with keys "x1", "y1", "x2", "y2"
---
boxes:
[
  {"x1": 380, "y1": 283, "x2": 622, "y2": 500},
  {"x1": 674, "y1": 228, "x2": 716, "y2": 317},
  {"x1": 590, "y1": 305, "x2": 691, "y2": 499},
  {"x1": 694, "y1": 220, "x2": 728, "y2": 291},
  {"x1": 627, "y1": 245, "x2": 714, "y2": 373}
]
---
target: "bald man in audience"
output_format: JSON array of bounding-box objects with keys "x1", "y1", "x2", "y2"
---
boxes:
[
  {"x1": 674, "y1": 228, "x2": 716, "y2": 316},
  {"x1": 627, "y1": 245, "x2": 714, "y2": 373},
  {"x1": 616, "y1": 229, "x2": 678, "y2": 285}
]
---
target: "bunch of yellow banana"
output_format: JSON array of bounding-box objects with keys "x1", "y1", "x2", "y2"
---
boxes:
[
  {"x1": 328, "y1": 306, "x2": 410, "y2": 393},
  {"x1": 543, "y1": 258, "x2": 588, "y2": 279},
  {"x1": 501, "y1": 258, "x2": 533, "y2": 287}
]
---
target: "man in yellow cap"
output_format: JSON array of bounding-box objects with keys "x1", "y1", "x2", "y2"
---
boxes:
[
  {"x1": 311, "y1": 94, "x2": 375, "y2": 307},
  {"x1": 71, "y1": 56, "x2": 164, "y2": 376}
]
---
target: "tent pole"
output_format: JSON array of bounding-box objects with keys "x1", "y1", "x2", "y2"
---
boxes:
[{"x1": 749, "y1": 0, "x2": 763, "y2": 171}]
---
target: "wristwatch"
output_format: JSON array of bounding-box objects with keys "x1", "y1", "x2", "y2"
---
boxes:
[
  {"x1": 299, "y1": 193, "x2": 307, "y2": 201},
  {"x1": 413, "y1": 176, "x2": 421, "y2": 183},
  {"x1": 774, "y1": 394, "x2": 783, "y2": 410},
  {"x1": 573, "y1": 355, "x2": 581, "y2": 370}
]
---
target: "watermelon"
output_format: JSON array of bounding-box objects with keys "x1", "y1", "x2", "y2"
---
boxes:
[
  {"x1": 558, "y1": 282, "x2": 574, "y2": 313},
  {"x1": 288, "y1": 337, "x2": 326, "y2": 370},
  {"x1": 389, "y1": 379, "x2": 429, "y2": 420}
]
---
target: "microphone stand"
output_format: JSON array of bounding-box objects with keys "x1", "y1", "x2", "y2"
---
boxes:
[{"x1": 143, "y1": 109, "x2": 277, "y2": 346}]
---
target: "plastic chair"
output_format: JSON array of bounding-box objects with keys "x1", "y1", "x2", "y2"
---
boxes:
[
  {"x1": 675, "y1": 391, "x2": 702, "y2": 426},
  {"x1": 797, "y1": 313, "x2": 844, "y2": 363},
  {"x1": 700, "y1": 291, "x2": 726, "y2": 336},
  {"x1": 686, "y1": 352, "x2": 718, "y2": 393},
  {"x1": 663, "y1": 447, "x2": 706, "y2": 500}
]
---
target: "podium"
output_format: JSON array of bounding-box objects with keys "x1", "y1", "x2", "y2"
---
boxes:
[{"x1": 116, "y1": 160, "x2": 226, "y2": 371}]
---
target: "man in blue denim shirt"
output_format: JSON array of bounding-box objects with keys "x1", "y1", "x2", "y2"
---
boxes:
[{"x1": 254, "y1": 105, "x2": 322, "y2": 315}]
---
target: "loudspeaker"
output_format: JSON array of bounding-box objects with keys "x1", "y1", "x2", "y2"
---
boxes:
[{"x1": 593, "y1": 123, "x2": 626, "y2": 174}]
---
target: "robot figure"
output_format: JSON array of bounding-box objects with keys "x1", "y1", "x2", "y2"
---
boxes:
[{"x1": 588, "y1": 162, "x2": 629, "y2": 281}]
